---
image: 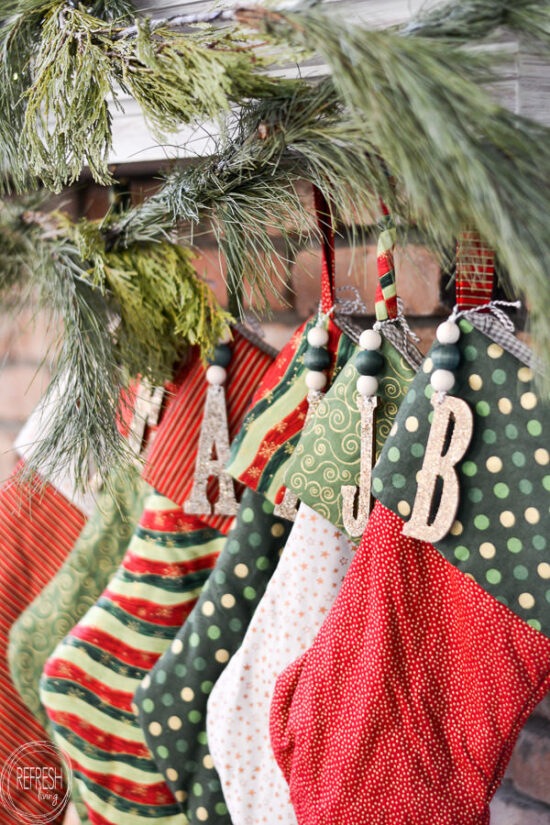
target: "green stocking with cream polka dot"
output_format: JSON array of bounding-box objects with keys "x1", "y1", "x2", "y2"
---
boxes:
[
  {"x1": 133, "y1": 487, "x2": 292, "y2": 824},
  {"x1": 372, "y1": 314, "x2": 550, "y2": 633}
]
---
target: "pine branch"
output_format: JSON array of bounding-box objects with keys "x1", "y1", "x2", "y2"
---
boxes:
[
  {"x1": 252, "y1": 6, "x2": 550, "y2": 386},
  {"x1": 0, "y1": 200, "x2": 231, "y2": 487},
  {"x1": 111, "y1": 80, "x2": 392, "y2": 312},
  {"x1": 0, "y1": 0, "x2": 299, "y2": 192}
]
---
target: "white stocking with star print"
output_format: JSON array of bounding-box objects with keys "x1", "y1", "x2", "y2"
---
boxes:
[{"x1": 206, "y1": 502, "x2": 355, "y2": 825}]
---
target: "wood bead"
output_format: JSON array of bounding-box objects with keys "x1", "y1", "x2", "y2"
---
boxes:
[
  {"x1": 359, "y1": 329, "x2": 382, "y2": 351},
  {"x1": 436, "y1": 320, "x2": 460, "y2": 344},
  {"x1": 303, "y1": 346, "x2": 331, "y2": 371},
  {"x1": 305, "y1": 370, "x2": 328, "y2": 391},
  {"x1": 431, "y1": 344, "x2": 460, "y2": 372},
  {"x1": 208, "y1": 344, "x2": 232, "y2": 368},
  {"x1": 206, "y1": 365, "x2": 227, "y2": 385},
  {"x1": 355, "y1": 349, "x2": 384, "y2": 376},
  {"x1": 307, "y1": 326, "x2": 329, "y2": 348},
  {"x1": 430, "y1": 369, "x2": 455, "y2": 393},
  {"x1": 356, "y1": 375, "x2": 379, "y2": 397}
]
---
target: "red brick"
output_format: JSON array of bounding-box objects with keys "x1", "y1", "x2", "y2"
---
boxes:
[
  {"x1": 394, "y1": 245, "x2": 445, "y2": 316},
  {"x1": 507, "y1": 721, "x2": 550, "y2": 806},
  {"x1": 293, "y1": 242, "x2": 444, "y2": 320},
  {"x1": 0, "y1": 364, "x2": 50, "y2": 422},
  {"x1": 260, "y1": 321, "x2": 296, "y2": 351},
  {"x1": 406, "y1": 321, "x2": 438, "y2": 356},
  {"x1": 292, "y1": 245, "x2": 377, "y2": 318},
  {"x1": 193, "y1": 246, "x2": 228, "y2": 307},
  {"x1": 193, "y1": 246, "x2": 291, "y2": 313}
]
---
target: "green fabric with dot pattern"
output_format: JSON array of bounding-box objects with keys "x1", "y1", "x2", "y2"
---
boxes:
[
  {"x1": 372, "y1": 319, "x2": 550, "y2": 634},
  {"x1": 133, "y1": 487, "x2": 292, "y2": 824},
  {"x1": 8, "y1": 466, "x2": 147, "y2": 731},
  {"x1": 284, "y1": 336, "x2": 418, "y2": 541}
]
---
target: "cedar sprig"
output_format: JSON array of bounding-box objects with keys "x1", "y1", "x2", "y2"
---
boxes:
[{"x1": 0, "y1": 199, "x2": 231, "y2": 487}]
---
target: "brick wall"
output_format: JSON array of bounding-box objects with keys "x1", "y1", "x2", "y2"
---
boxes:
[{"x1": 1, "y1": 180, "x2": 549, "y2": 822}]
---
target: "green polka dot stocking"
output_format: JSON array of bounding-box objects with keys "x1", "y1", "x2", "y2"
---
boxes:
[
  {"x1": 133, "y1": 487, "x2": 292, "y2": 824},
  {"x1": 373, "y1": 317, "x2": 550, "y2": 633}
]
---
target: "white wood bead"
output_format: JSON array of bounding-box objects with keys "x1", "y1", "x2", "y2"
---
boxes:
[
  {"x1": 206, "y1": 365, "x2": 227, "y2": 385},
  {"x1": 217, "y1": 327, "x2": 233, "y2": 345},
  {"x1": 357, "y1": 375, "x2": 379, "y2": 397},
  {"x1": 307, "y1": 326, "x2": 329, "y2": 348},
  {"x1": 436, "y1": 320, "x2": 460, "y2": 345},
  {"x1": 305, "y1": 370, "x2": 328, "y2": 391},
  {"x1": 359, "y1": 329, "x2": 383, "y2": 351},
  {"x1": 430, "y1": 369, "x2": 456, "y2": 393}
]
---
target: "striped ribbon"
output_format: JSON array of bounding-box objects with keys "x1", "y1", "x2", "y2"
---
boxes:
[
  {"x1": 374, "y1": 208, "x2": 398, "y2": 322},
  {"x1": 456, "y1": 230, "x2": 494, "y2": 309}
]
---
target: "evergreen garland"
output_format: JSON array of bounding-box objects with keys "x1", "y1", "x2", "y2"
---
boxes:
[{"x1": 1, "y1": 0, "x2": 550, "y2": 484}]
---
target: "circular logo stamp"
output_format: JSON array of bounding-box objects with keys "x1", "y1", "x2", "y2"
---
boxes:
[{"x1": 0, "y1": 740, "x2": 72, "y2": 824}]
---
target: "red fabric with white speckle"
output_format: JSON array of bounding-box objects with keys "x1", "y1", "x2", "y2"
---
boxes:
[{"x1": 270, "y1": 501, "x2": 550, "y2": 825}]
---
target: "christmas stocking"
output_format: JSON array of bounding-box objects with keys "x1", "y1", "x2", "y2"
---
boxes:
[
  {"x1": 205, "y1": 503, "x2": 356, "y2": 825},
  {"x1": 270, "y1": 307, "x2": 550, "y2": 824},
  {"x1": 40, "y1": 332, "x2": 274, "y2": 825},
  {"x1": 41, "y1": 493, "x2": 226, "y2": 825},
  {"x1": 283, "y1": 211, "x2": 421, "y2": 541},
  {"x1": 0, "y1": 462, "x2": 86, "y2": 825},
  {"x1": 9, "y1": 465, "x2": 147, "y2": 733},
  {"x1": 2, "y1": 378, "x2": 163, "y2": 825},
  {"x1": 133, "y1": 486, "x2": 292, "y2": 824},
  {"x1": 226, "y1": 316, "x2": 355, "y2": 504}
]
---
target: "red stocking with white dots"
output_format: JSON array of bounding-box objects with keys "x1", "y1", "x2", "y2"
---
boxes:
[{"x1": 270, "y1": 501, "x2": 550, "y2": 825}]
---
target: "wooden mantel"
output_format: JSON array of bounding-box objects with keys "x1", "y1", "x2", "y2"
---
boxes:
[{"x1": 108, "y1": 0, "x2": 550, "y2": 167}]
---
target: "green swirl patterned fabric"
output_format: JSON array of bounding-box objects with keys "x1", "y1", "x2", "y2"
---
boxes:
[
  {"x1": 372, "y1": 318, "x2": 550, "y2": 634},
  {"x1": 285, "y1": 335, "x2": 418, "y2": 541},
  {"x1": 8, "y1": 467, "x2": 147, "y2": 731}
]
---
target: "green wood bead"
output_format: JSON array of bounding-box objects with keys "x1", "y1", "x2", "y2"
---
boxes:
[
  {"x1": 209, "y1": 344, "x2": 232, "y2": 368},
  {"x1": 355, "y1": 349, "x2": 384, "y2": 376},
  {"x1": 303, "y1": 346, "x2": 331, "y2": 371},
  {"x1": 431, "y1": 344, "x2": 461, "y2": 371}
]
